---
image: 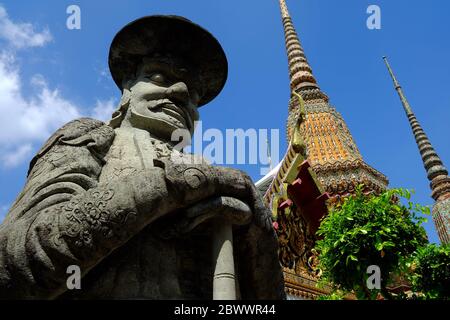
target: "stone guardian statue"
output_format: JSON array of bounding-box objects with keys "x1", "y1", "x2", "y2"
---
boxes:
[{"x1": 0, "y1": 15, "x2": 285, "y2": 300}]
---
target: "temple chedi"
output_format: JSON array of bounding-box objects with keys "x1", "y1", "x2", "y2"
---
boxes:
[
  {"x1": 279, "y1": 0, "x2": 388, "y2": 201},
  {"x1": 383, "y1": 57, "x2": 450, "y2": 244},
  {"x1": 256, "y1": 0, "x2": 388, "y2": 299}
]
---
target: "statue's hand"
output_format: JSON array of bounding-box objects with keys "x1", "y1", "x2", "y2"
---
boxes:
[
  {"x1": 154, "y1": 159, "x2": 256, "y2": 206},
  {"x1": 153, "y1": 159, "x2": 273, "y2": 234},
  {"x1": 167, "y1": 196, "x2": 252, "y2": 235}
]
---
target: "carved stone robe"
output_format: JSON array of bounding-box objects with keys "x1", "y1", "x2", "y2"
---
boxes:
[{"x1": 0, "y1": 118, "x2": 285, "y2": 299}]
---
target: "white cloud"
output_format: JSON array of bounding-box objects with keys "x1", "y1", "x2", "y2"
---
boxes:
[
  {"x1": 0, "y1": 54, "x2": 82, "y2": 148},
  {"x1": 0, "y1": 54, "x2": 117, "y2": 168},
  {"x1": 92, "y1": 98, "x2": 116, "y2": 122},
  {"x1": 97, "y1": 67, "x2": 110, "y2": 83},
  {"x1": 0, "y1": 5, "x2": 52, "y2": 49},
  {"x1": 1, "y1": 144, "x2": 32, "y2": 168},
  {"x1": 0, "y1": 6, "x2": 117, "y2": 168}
]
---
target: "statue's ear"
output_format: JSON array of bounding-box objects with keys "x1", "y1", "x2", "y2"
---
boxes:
[{"x1": 108, "y1": 86, "x2": 132, "y2": 128}]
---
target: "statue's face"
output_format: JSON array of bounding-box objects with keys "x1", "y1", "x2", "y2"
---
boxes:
[{"x1": 125, "y1": 58, "x2": 200, "y2": 140}]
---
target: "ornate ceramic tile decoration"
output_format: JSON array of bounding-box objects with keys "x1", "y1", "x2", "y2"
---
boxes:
[
  {"x1": 279, "y1": 0, "x2": 388, "y2": 203},
  {"x1": 261, "y1": 0, "x2": 390, "y2": 300}
]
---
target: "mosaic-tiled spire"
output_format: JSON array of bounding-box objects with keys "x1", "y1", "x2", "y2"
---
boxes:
[
  {"x1": 383, "y1": 56, "x2": 450, "y2": 244},
  {"x1": 278, "y1": 0, "x2": 328, "y2": 103},
  {"x1": 277, "y1": 0, "x2": 388, "y2": 200}
]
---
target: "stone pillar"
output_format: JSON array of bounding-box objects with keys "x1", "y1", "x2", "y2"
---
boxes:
[
  {"x1": 185, "y1": 196, "x2": 251, "y2": 300},
  {"x1": 212, "y1": 219, "x2": 236, "y2": 300}
]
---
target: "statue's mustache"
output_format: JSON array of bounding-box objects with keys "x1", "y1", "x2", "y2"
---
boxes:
[
  {"x1": 147, "y1": 98, "x2": 178, "y2": 109},
  {"x1": 146, "y1": 98, "x2": 193, "y2": 130}
]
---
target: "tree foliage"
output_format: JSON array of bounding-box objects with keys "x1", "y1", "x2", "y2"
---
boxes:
[
  {"x1": 314, "y1": 186, "x2": 429, "y2": 299},
  {"x1": 408, "y1": 243, "x2": 450, "y2": 300}
]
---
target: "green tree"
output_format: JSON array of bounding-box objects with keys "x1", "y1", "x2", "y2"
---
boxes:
[
  {"x1": 408, "y1": 243, "x2": 450, "y2": 300},
  {"x1": 315, "y1": 186, "x2": 429, "y2": 299}
]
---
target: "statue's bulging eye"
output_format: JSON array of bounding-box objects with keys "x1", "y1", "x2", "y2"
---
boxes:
[{"x1": 148, "y1": 73, "x2": 166, "y2": 84}]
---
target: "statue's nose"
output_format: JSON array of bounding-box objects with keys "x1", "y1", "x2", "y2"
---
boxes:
[{"x1": 165, "y1": 82, "x2": 190, "y2": 106}]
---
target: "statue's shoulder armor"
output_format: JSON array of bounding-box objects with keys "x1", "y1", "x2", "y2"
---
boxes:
[{"x1": 27, "y1": 117, "x2": 115, "y2": 176}]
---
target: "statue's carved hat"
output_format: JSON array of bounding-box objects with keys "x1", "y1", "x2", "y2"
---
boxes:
[{"x1": 109, "y1": 15, "x2": 228, "y2": 107}]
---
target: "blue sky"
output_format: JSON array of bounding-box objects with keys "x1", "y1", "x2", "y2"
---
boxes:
[{"x1": 0, "y1": 0, "x2": 448, "y2": 244}]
